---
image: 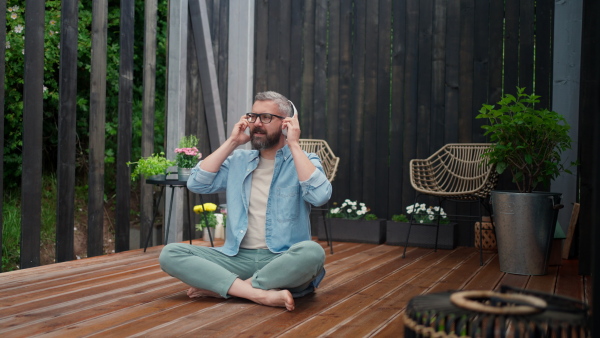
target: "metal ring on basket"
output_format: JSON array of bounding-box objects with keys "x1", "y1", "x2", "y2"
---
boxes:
[{"x1": 450, "y1": 290, "x2": 547, "y2": 315}]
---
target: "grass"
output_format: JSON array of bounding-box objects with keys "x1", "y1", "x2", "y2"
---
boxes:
[{"x1": 2, "y1": 175, "x2": 57, "y2": 272}]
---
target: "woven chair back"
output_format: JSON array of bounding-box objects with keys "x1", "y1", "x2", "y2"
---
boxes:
[
  {"x1": 409, "y1": 143, "x2": 498, "y2": 199},
  {"x1": 298, "y1": 139, "x2": 340, "y2": 183}
]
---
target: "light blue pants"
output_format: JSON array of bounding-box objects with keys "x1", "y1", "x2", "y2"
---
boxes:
[{"x1": 159, "y1": 240, "x2": 325, "y2": 298}]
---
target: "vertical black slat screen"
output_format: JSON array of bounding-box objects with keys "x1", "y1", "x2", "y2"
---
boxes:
[
  {"x1": 388, "y1": 0, "x2": 407, "y2": 217},
  {"x1": 375, "y1": 0, "x2": 392, "y2": 218},
  {"x1": 56, "y1": 0, "x2": 79, "y2": 262},
  {"x1": 116, "y1": 0, "x2": 135, "y2": 252},
  {"x1": 335, "y1": 0, "x2": 353, "y2": 203},
  {"x1": 278, "y1": 0, "x2": 292, "y2": 97},
  {"x1": 488, "y1": 0, "x2": 505, "y2": 105},
  {"x1": 401, "y1": 0, "x2": 419, "y2": 211},
  {"x1": 443, "y1": 0, "x2": 460, "y2": 144},
  {"x1": 88, "y1": 0, "x2": 108, "y2": 258},
  {"x1": 289, "y1": 0, "x2": 304, "y2": 105},
  {"x1": 472, "y1": 0, "x2": 490, "y2": 142},
  {"x1": 518, "y1": 0, "x2": 535, "y2": 91},
  {"x1": 20, "y1": 0, "x2": 45, "y2": 269},
  {"x1": 504, "y1": 0, "x2": 519, "y2": 92},
  {"x1": 326, "y1": 0, "x2": 340, "y2": 151},
  {"x1": 313, "y1": 0, "x2": 327, "y2": 140},
  {"x1": 416, "y1": 0, "x2": 433, "y2": 156},
  {"x1": 457, "y1": 0, "x2": 474, "y2": 143},
  {"x1": 300, "y1": 0, "x2": 315, "y2": 138},
  {"x1": 349, "y1": 2, "x2": 366, "y2": 201},
  {"x1": 430, "y1": 0, "x2": 447, "y2": 152},
  {"x1": 0, "y1": 0, "x2": 7, "y2": 271},
  {"x1": 362, "y1": 0, "x2": 379, "y2": 209},
  {"x1": 254, "y1": 0, "x2": 268, "y2": 93},
  {"x1": 535, "y1": 0, "x2": 554, "y2": 108},
  {"x1": 265, "y1": 0, "x2": 281, "y2": 93}
]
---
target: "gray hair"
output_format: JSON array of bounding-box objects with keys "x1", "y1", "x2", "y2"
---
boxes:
[{"x1": 254, "y1": 91, "x2": 292, "y2": 116}]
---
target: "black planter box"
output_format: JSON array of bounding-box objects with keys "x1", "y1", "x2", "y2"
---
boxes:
[
  {"x1": 386, "y1": 221, "x2": 456, "y2": 249},
  {"x1": 318, "y1": 218, "x2": 387, "y2": 244}
]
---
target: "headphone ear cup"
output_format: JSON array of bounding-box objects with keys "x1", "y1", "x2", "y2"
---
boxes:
[{"x1": 288, "y1": 100, "x2": 298, "y2": 118}]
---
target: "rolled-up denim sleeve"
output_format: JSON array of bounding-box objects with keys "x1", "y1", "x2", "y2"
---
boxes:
[
  {"x1": 187, "y1": 161, "x2": 227, "y2": 194},
  {"x1": 299, "y1": 157, "x2": 332, "y2": 207}
]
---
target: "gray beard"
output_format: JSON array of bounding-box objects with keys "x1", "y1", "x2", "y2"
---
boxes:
[{"x1": 251, "y1": 128, "x2": 282, "y2": 151}]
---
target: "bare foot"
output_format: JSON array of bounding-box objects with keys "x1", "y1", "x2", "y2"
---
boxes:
[
  {"x1": 228, "y1": 279, "x2": 295, "y2": 311},
  {"x1": 256, "y1": 289, "x2": 295, "y2": 311},
  {"x1": 187, "y1": 287, "x2": 222, "y2": 299}
]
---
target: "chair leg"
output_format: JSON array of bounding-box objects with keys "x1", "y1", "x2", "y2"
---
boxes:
[
  {"x1": 321, "y1": 208, "x2": 333, "y2": 254},
  {"x1": 433, "y1": 197, "x2": 444, "y2": 253}
]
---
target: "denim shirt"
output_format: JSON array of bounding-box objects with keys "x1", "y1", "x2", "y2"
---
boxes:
[{"x1": 187, "y1": 145, "x2": 332, "y2": 256}]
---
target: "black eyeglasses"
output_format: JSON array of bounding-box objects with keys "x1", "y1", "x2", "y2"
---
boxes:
[{"x1": 245, "y1": 113, "x2": 285, "y2": 124}]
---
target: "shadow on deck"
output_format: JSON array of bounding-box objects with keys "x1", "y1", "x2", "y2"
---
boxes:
[{"x1": 0, "y1": 239, "x2": 590, "y2": 337}]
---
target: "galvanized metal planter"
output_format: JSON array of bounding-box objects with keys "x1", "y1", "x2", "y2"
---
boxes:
[
  {"x1": 386, "y1": 221, "x2": 457, "y2": 250},
  {"x1": 491, "y1": 191, "x2": 562, "y2": 275},
  {"x1": 318, "y1": 218, "x2": 387, "y2": 244}
]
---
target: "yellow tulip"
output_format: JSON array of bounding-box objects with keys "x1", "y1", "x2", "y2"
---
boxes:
[
  {"x1": 193, "y1": 203, "x2": 217, "y2": 214},
  {"x1": 203, "y1": 203, "x2": 217, "y2": 212}
]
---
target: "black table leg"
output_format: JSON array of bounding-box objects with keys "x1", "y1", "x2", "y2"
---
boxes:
[
  {"x1": 164, "y1": 186, "x2": 176, "y2": 244},
  {"x1": 144, "y1": 186, "x2": 165, "y2": 252},
  {"x1": 198, "y1": 194, "x2": 214, "y2": 247}
]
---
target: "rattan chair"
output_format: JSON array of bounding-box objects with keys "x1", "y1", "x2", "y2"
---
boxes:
[
  {"x1": 299, "y1": 139, "x2": 340, "y2": 254},
  {"x1": 404, "y1": 143, "x2": 498, "y2": 265}
]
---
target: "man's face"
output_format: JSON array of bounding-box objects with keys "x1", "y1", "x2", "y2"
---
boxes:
[{"x1": 249, "y1": 100, "x2": 285, "y2": 151}]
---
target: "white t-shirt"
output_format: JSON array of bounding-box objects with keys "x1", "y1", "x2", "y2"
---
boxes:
[{"x1": 240, "y1": 157, "x2": 274, "y2": 249}]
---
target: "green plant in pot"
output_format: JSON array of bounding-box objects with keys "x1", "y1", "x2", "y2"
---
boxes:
[
  {"x1": 476, "y1": 87, "x2": 575, "y2": 275},
  {"x1": 127, "y1": 152, "x2": 175, "y2": 181}
]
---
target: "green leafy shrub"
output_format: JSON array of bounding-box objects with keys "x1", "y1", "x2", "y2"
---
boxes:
[{"x1": 476, "y1": 87, "x2": 575, "y2": 192}]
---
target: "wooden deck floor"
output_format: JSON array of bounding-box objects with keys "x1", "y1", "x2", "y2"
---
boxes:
[{"x1": 0, "y1": 239, "x2": 590, "y2": 337}]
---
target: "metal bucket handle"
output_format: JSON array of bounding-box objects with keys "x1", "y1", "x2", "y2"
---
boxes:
[{"x1": 548, "y1": 195, "x2": 564, "y2": 210}]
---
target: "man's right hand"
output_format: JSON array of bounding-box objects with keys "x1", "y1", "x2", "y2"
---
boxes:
[
  {"x1": 199, "y1": 115, "x2": 251, "y2": 173},
  {"x1": 229, "y1": 115, "x2": 251, "y2": 146}
]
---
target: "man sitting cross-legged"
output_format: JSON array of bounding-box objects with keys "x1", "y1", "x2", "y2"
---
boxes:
[{"x1": 159, "y1": 91, "x2": 332, "y2": 311}]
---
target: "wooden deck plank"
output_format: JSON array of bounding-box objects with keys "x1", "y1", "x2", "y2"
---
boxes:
[
  {"x1": 0, "y1": 241, "x2": 588, "y2": 338},
  {"x1": 322, "y1": 248, "x2": 477, "y2": 337},
  {"x1": 556, "y1": 259, "x2": 585, "y2": 302},
  {"x1": 227, "y1": 248, "x2": 433, "y2": 337}
]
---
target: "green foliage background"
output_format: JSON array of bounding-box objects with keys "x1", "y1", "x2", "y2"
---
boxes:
[{"x1": 3, "y1": 0, "x2": 169, "y2": 191}]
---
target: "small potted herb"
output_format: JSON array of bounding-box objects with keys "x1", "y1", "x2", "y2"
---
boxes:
[{"x1": 127, "y1": 152, "x2": 175, "y2": 181}]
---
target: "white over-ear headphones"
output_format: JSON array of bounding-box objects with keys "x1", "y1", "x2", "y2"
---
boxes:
[{"x1": 283, "y1": 100, "x2": 298, "y2": 136}]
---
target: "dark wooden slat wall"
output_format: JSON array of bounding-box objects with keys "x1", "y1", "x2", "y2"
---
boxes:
[
  {"x1": 250, "y1": 0, "x2": 556, "y2": 224},
  {"x1": 116, "y1": 0, "x2": 135, "y2": 252},
  {"x1": 10, "y1": 0, "x2": 563, "y2": 265},
  {"x1": 20, "y1": 0, "x2": 45, "y2": 269},
  {"x1": 87, "y1": 0, "x2": 108, "y2": 258},
  {"x1": 362, "y1": 0, "x2": 381, "y2": 214},
  {"x1": 56, "y1": 0, "x2": 79, "y2": 262}
]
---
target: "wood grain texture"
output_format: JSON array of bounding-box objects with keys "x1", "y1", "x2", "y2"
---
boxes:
[{"x1": 0, "y1": 239, "x2": 586, "y2": 337}]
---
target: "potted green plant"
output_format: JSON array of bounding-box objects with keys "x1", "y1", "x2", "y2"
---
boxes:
[
  {"x1": 386, "y1": 203, "x2": 456, "y2": 249},
  {"x1": 127, "y1": 152, "x2": 175, "y2": 181},
  {"x1": 323, "y1": 199, "x2": 386, "y2": 244},
  {"x1": 476, "y1": 87, "x2": 575, "y2": 275},
  {"x1": 175, "y1": 135, "x2": 202, "y2": 181}
]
